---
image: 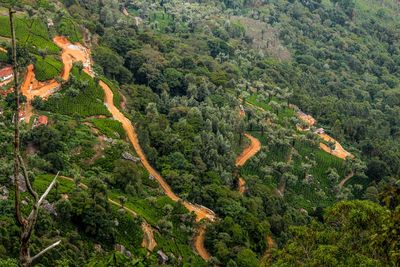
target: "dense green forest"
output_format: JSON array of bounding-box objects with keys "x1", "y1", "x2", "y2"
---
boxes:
[{"x1": 0, "y1": 0, "x2": 399, "y2": 266}]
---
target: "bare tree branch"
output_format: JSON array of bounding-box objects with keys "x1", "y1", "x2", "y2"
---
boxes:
[
  {"x1": 37, "y1": 172, "x2": 59, "y2": 207},
  {"x1": 30, "y1": 240, "x2": 61, "y2": 263},
  {"x1": 18, "y1": 155, "x2": 38, "y2": 201}
]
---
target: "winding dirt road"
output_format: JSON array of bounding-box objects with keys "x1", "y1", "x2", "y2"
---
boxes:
[
  {"x1": 99, "y1": 80, "x2": 216, "y2": 260},
  {"x1": 236, "y1": 133, "x2": 262, "y2": 167},
  {"x1": 19, "y1": 36, "x2": 158, "y2": 252},
  {"x1": 99, "y1": 80, "x2": 216, "y2": 222},
  {"x1": 235, "y1": 133, "x2": 261, "y2": 194}
]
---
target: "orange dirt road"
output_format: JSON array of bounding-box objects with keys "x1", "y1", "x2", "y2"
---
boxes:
[
  {"x1": 261, "y1": 235, "x2": 275, "y2": 264},
  {"x1": 99, "y1": 80, "x2": 215, "y2": 261},
  {"x1": 236, "y1": 133, "x2": 261, "y2": 167},
  {"x1": 140, "y1": 221, "x2": 157, "y2": 252},
  {"x1": 319, "y1": 133, "x2": 354, "y2": 160},
  {"x1": 235, "y1": 133, "x2": 261, "y2": 194},
  {"x1": 238, "y1": 177, "x2": 246, "y2": 194},
  {"x1": 59, "y1": 176, "x2": 157, "y2": 252},
  {"x1": 194, "y1": 226, "x2": 211, "y2": 261},
  {"x1": 99, "y1": 80, "x2": 215, "y2": 223}
]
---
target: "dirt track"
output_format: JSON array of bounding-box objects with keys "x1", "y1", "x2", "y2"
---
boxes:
[
  {"x1": 318, "y1": 133, "x2": 354, "y2": 160},
  {"x1": 99, "y1": 80, "x2": 215, "y2": 260},
  {"x1": 261, "y1": 235, "x2": 275, "y2": 264},
  {"x1": 236, "y1": 133, "x2": 261, "y2": 167},
  {"x1": 339, "y1": 171, "x2": 354, "y2": 188},
  {"x1": 21, "y1": 36, "x2": 157, "y2": 252},
  {"x1": 294, "y1": 109, "x2": 353, "y2": 160},
  {"x1": 194, "y1": 226, "x2": 211, "y2": 261},
  {"x1": 235, "y1": 133, "x2": 261, "y2": 194}
]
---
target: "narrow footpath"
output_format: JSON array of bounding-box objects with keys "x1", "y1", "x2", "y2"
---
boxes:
[{"x1": 339, "y1": 171, "x2": 354, "y2": 188}]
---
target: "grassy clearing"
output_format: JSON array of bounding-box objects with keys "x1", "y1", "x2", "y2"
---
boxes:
[
  {"x1": 90, "y1": 118, "x2": 126, "y2": 139},
  {"x1": 33, "y1": 55, "x2": 63, "y2": 81},
  {"x1": 149, "y1": 11, "x2": 174, "y2": 32},
  {"x1": 43, "y1": 67, "x2": 110, "y2": 117},
  {"x1": 108, "y1": 192, "x2": 172, "y2": 225},
  {"x1": 246, "y1": 94, "x2": 295, "y2": 121},
  {"x1": 34, "y1": 174, "x2": 76, "y2": 195}
]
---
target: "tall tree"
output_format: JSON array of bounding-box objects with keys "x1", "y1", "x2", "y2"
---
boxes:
[{"x1": 9, "y1": 9, "x2": 60, "y2": 267}]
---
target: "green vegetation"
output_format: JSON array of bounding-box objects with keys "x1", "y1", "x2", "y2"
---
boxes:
[
  {"x1": 33, "y1": 55, "x2": 62, "y2": 81},
  {"x1": 89, "y1": 118, "x2": 126, "y2": 139},
  {"x1": 0, "y1": 0, "x2": 399, "y2": 266},
  {"x1": 0, "y1": 16, "x2": 59, "y2": 54},
  {"x1": 0, "y1": 50, "x2": 7, "y2": 62},
  {"x1": 43, "y1": 67, "x2": 110, "y2": 117},
  {"x1": 57, "y1": 17, "x2": 82, "y2": 43}
]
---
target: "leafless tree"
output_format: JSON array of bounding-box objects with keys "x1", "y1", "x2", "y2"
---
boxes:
[{"x1": 9, "y1": 8, "x2": 61, "y2": 267}]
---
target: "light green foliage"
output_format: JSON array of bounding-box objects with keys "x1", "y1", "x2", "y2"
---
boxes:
[
  {"x1": 0, "y1": 16, "x2": 59, "y2": 54},
  {"x1": 33, "y1": 55, "x2": 62, "y2": 81},
  {"x1": 57, "y1": 18, "x2": 82, "y2": 43},
  {"x1": 90, "y1": 118, "x2": 126, "y2": 139}
]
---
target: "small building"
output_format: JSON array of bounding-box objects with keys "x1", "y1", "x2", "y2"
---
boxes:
[
  {"x1": 33, "y1": 115, "x2": 48, "y2": 128},
  {"x1": 47, "y1": 18, "x2": 54, "y2": 27},
  {"x1": 38, "y1": 115, "x2": 48, "y2": 126},
  {"x1": 18, "y1": 110, "x2": 25, "y2": 122},
  {"x1": 0, "y1": 66, "x2": 13, "y2": 82},
  {"x1": 314, "y1": 128, "x2": 325, "y2": 134}
]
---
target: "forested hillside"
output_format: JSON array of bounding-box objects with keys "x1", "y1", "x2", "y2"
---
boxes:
[{"x1": 0, "y1": 0, "x2": 399, "y2": 266}]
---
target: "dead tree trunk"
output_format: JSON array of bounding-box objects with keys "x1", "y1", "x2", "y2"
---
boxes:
[{"x1": 9, "y1": 8, "x2": 61, "y2": 267}]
